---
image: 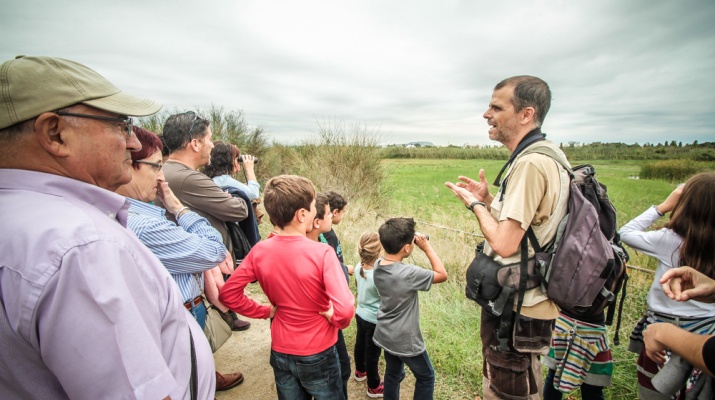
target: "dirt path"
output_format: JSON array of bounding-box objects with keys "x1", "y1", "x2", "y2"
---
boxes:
[{"x1": 214, "y1": 292, "x2": 416, "y2": 399}]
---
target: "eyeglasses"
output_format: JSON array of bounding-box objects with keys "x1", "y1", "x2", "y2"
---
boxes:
[
  {"x1": 55, "y1": 111, "x2": 134, "y2": 137},
  {"x1": 135, "y1": 160, "x2": 163, "y2": 172}
]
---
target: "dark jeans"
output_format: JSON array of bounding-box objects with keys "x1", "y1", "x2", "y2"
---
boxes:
[
  {"x1": 543, "y1": 368, "x2": 604, "y2": 400},
  {"x1": 336, "y1": 329, "x2": 351, "y2": 399},
  {"x1": 187, "y1": 300, "x2": 207, "y2": 330},
  {"x1": 269, "y1": 346, "x2": 344, "y2": 400},
  {"x1": 383, "y1": 350, "x2": 434, "y2": 400},
  {"x1": 354, "y1": 314, "x2": 382, "y2": 389}
]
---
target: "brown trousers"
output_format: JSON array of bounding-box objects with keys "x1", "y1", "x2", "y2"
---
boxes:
[{"x1": 480, "y1": 308, "x2": 553, "y2": 400}]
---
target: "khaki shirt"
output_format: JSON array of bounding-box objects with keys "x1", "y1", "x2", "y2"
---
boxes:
[{"x1": 484, "y1": 141, "x2": 570, "y2": 319}]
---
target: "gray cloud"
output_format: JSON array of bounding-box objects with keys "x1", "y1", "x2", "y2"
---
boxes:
[{"x1": 2, "y1": 0, "x2": 713, "y2": 146}]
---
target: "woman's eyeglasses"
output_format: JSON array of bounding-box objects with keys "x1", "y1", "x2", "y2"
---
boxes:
[{"x1": 135, "y1": 160, "x2": 163, "y2": 172}]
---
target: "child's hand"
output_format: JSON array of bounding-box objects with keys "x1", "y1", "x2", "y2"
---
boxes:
[
  {"x1": 269, "y1": 304, "x2": 277, "y2": 318},
  {"x1": 657, "y1": 183, "x2": 685, "y2": 214},
  {"x1": 319, "y1": 302, "x2": 334, "y2": 323},
  {"x1": 347, "y1": 264, "x2": 355, "y2": 276},
  {"x1": 414, "y1": 233, "x2": 431, "y2": 251},
  {"x1": 643, "y1": 323, "x2": 669, "y2": 364}
]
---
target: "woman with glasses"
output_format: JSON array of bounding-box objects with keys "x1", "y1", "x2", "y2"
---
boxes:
[
  {"x1": 115, "y1": 126, "x2": 246, "y2": 393},
  {"x1": 205, "y1": 142, "x2": 260, "y2": 201}
]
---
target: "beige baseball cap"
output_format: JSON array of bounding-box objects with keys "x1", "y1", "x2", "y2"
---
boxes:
[{"x1": 0, "y1": 55, "x2": 162, "y2": 129}]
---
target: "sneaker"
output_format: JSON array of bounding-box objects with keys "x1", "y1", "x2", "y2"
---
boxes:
[
  {"x1": 367, "y1": 383, "x2": 384, "y2": 398},
  {"x1": 354, "y1": 370, "x2": 367, "y2": 382}
]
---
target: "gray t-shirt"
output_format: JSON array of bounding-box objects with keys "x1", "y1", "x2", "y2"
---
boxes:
[{"x1": 372, "y1": 260, "x2": 434, "y2": 357}]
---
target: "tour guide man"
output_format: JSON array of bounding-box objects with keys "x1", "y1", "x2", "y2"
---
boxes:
[
  {"x1": 446, "y1": 76, "x2": 570, "y2": 400},
  {"x1": 0, "y1": 56, "x2": 215, "y2": 399}
]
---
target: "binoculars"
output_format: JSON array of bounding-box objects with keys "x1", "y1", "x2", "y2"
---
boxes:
[
  {"x1": 415, "y1": 232, "x2": 430, "y2": 240},
  {"x1": 238, "y1": 155, "x2": 259, "y2": 164}
]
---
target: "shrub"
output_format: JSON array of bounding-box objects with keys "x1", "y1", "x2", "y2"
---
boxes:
[
  {"x1": 639, "y1": 159, "x2": 710, "y2": 181},
  {"x1": 265, "y1": 120, "x2": 389, "y2": 209},
  {"x1": 692, "y1": 150, "x2": 715, "y2": 162}
]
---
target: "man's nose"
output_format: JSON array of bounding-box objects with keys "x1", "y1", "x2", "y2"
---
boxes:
[{"x1": 127, "y1": 131, "x2": 142, "y2": 152}]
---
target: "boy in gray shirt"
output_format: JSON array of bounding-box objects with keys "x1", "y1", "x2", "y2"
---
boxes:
[{"x1": 373, "y1": 218, "x2": 448, "y2": 400}]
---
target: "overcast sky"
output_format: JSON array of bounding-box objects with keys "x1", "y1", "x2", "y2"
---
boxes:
[{"x1": 2, "y1": 0, "x2": 714, "y2": 146}]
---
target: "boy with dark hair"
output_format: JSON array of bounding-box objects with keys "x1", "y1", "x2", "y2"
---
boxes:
[
  {"x1": 220, "y1": 175, "x2": 355, "y2": 400},
  {"x1": 320, "y1": 190, "x2": 353, "y2": 397},
  {"x1": 322, "y1": 190, "x2": 349, "y2": 268},
  {"x1": 373, "y1": 217, "x2": 448, "y2": 400}
]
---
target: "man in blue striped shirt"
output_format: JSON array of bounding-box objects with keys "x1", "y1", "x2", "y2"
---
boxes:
[{"x1": 116, "y1": 126, "x2": 245, "y2": 392}]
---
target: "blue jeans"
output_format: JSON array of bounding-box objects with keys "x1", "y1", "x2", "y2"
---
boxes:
[
  {"x1": 269, "y1": 345, "x2": 344, "y2": 400},
  {"x1": 187, "y1": 300, "x2": 207, "y2": 330},
  {"x1": 383, "y1": 350, "x2": 434, "y2": 400},
  {"x1": 543, "y1": 368, "x2": 604, "y2": 400}
]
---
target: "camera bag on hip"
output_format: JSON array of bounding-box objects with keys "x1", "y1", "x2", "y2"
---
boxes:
[{"x1": 465, "y1": 243, "x2": 540, "y2": 317}]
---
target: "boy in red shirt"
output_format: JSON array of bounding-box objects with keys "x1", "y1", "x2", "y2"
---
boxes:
[{"x1": 220, "y1": 175, "x2": 355, "y2": 399}]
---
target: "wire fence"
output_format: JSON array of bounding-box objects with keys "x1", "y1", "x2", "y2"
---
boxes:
[{"x1": 411, "y1": 218, "x2": 655, "y2": 275}]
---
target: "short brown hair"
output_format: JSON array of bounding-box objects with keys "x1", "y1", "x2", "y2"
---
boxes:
[
  {"x1": 315, "y1": 192, "x2": 330, "y2": 220},
  {"x1": 264, "y1": 175, "x2": 316, "y2": 229}
]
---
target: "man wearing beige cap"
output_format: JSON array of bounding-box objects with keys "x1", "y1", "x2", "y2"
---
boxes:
[{"x1": 0, "y1": 56, "x2": 215, "y2": 399}]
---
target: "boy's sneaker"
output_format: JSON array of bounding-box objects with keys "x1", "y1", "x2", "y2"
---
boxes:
[
  {"x1": 354, "y1": 370, "x2": 367, "y2": 382},
  {"x1": 367, "y1": 383, "x2": 384, "y2": 398}
]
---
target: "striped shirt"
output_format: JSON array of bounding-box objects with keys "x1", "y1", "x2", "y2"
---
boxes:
[
  {"x1": 126, "y1": 198, "x2": 227, "y2": 303},
  {"x1": 543, "y1": 313, "x2": 613, "y2": 392}
]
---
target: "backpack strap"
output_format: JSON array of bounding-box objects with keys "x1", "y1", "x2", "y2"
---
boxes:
[
  {"x1": 520, "y1": 144, "x2": 574, "y2": 178},
  {"x1": 189, "y1": 328, "x2": 198, "y2": 400},
  {"x1": 514, "y1": 232, "x2": 529, "y2": 332},
  {"x1": 494, "y1": 232, "x2": 530, "y2": 351},
  {"x1": 493, "y1": 128, "x2": 546, "y2": 188},
  {"x1": 612, "y1": 273, "x2": 629, "y2": 346}
]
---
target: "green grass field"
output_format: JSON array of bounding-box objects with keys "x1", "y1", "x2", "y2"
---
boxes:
[{"x1": 332, "y1": 159, "x2": 685, "y2": 399}]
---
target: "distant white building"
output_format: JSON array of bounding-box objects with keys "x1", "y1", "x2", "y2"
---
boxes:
[{"x1": 405, "y1": 141, "x2": 434, "y2": 147}]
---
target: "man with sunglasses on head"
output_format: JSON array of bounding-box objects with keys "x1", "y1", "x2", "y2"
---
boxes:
[
  {"x1": 0, "y1": 56, "x2": 215, "y2": 399},
  {"x1": 160, "y1": 111, "x2": 252, "y2": 390}
]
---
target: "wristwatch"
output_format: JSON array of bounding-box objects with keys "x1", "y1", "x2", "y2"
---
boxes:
[{"x1": 467, "y1": 201, "x2": 486, "y2": 211}]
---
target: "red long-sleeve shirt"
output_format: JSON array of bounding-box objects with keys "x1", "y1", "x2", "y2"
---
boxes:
[{"x1": 220, "y1": 235, "x2": 355, "y2": 356}]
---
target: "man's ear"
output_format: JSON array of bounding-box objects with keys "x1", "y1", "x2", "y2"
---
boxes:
[
  {"x1": 34, "y1": 112, "x2": 71, "y2": 157},
  {"x1": 190, "y1": 138, "x2": 200, "y2": 153},
  {"x1": 520, "y1": 107, "x2": 535, "y2": 125}
]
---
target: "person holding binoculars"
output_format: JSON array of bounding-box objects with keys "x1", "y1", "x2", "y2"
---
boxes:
[{"x1": 206, "y1": 141, "x2": 260, "y2": 201}]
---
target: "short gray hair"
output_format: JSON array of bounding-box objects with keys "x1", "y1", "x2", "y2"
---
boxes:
[{"x1": 495, "y1": 76, "x2": 551, "y2": 127}]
